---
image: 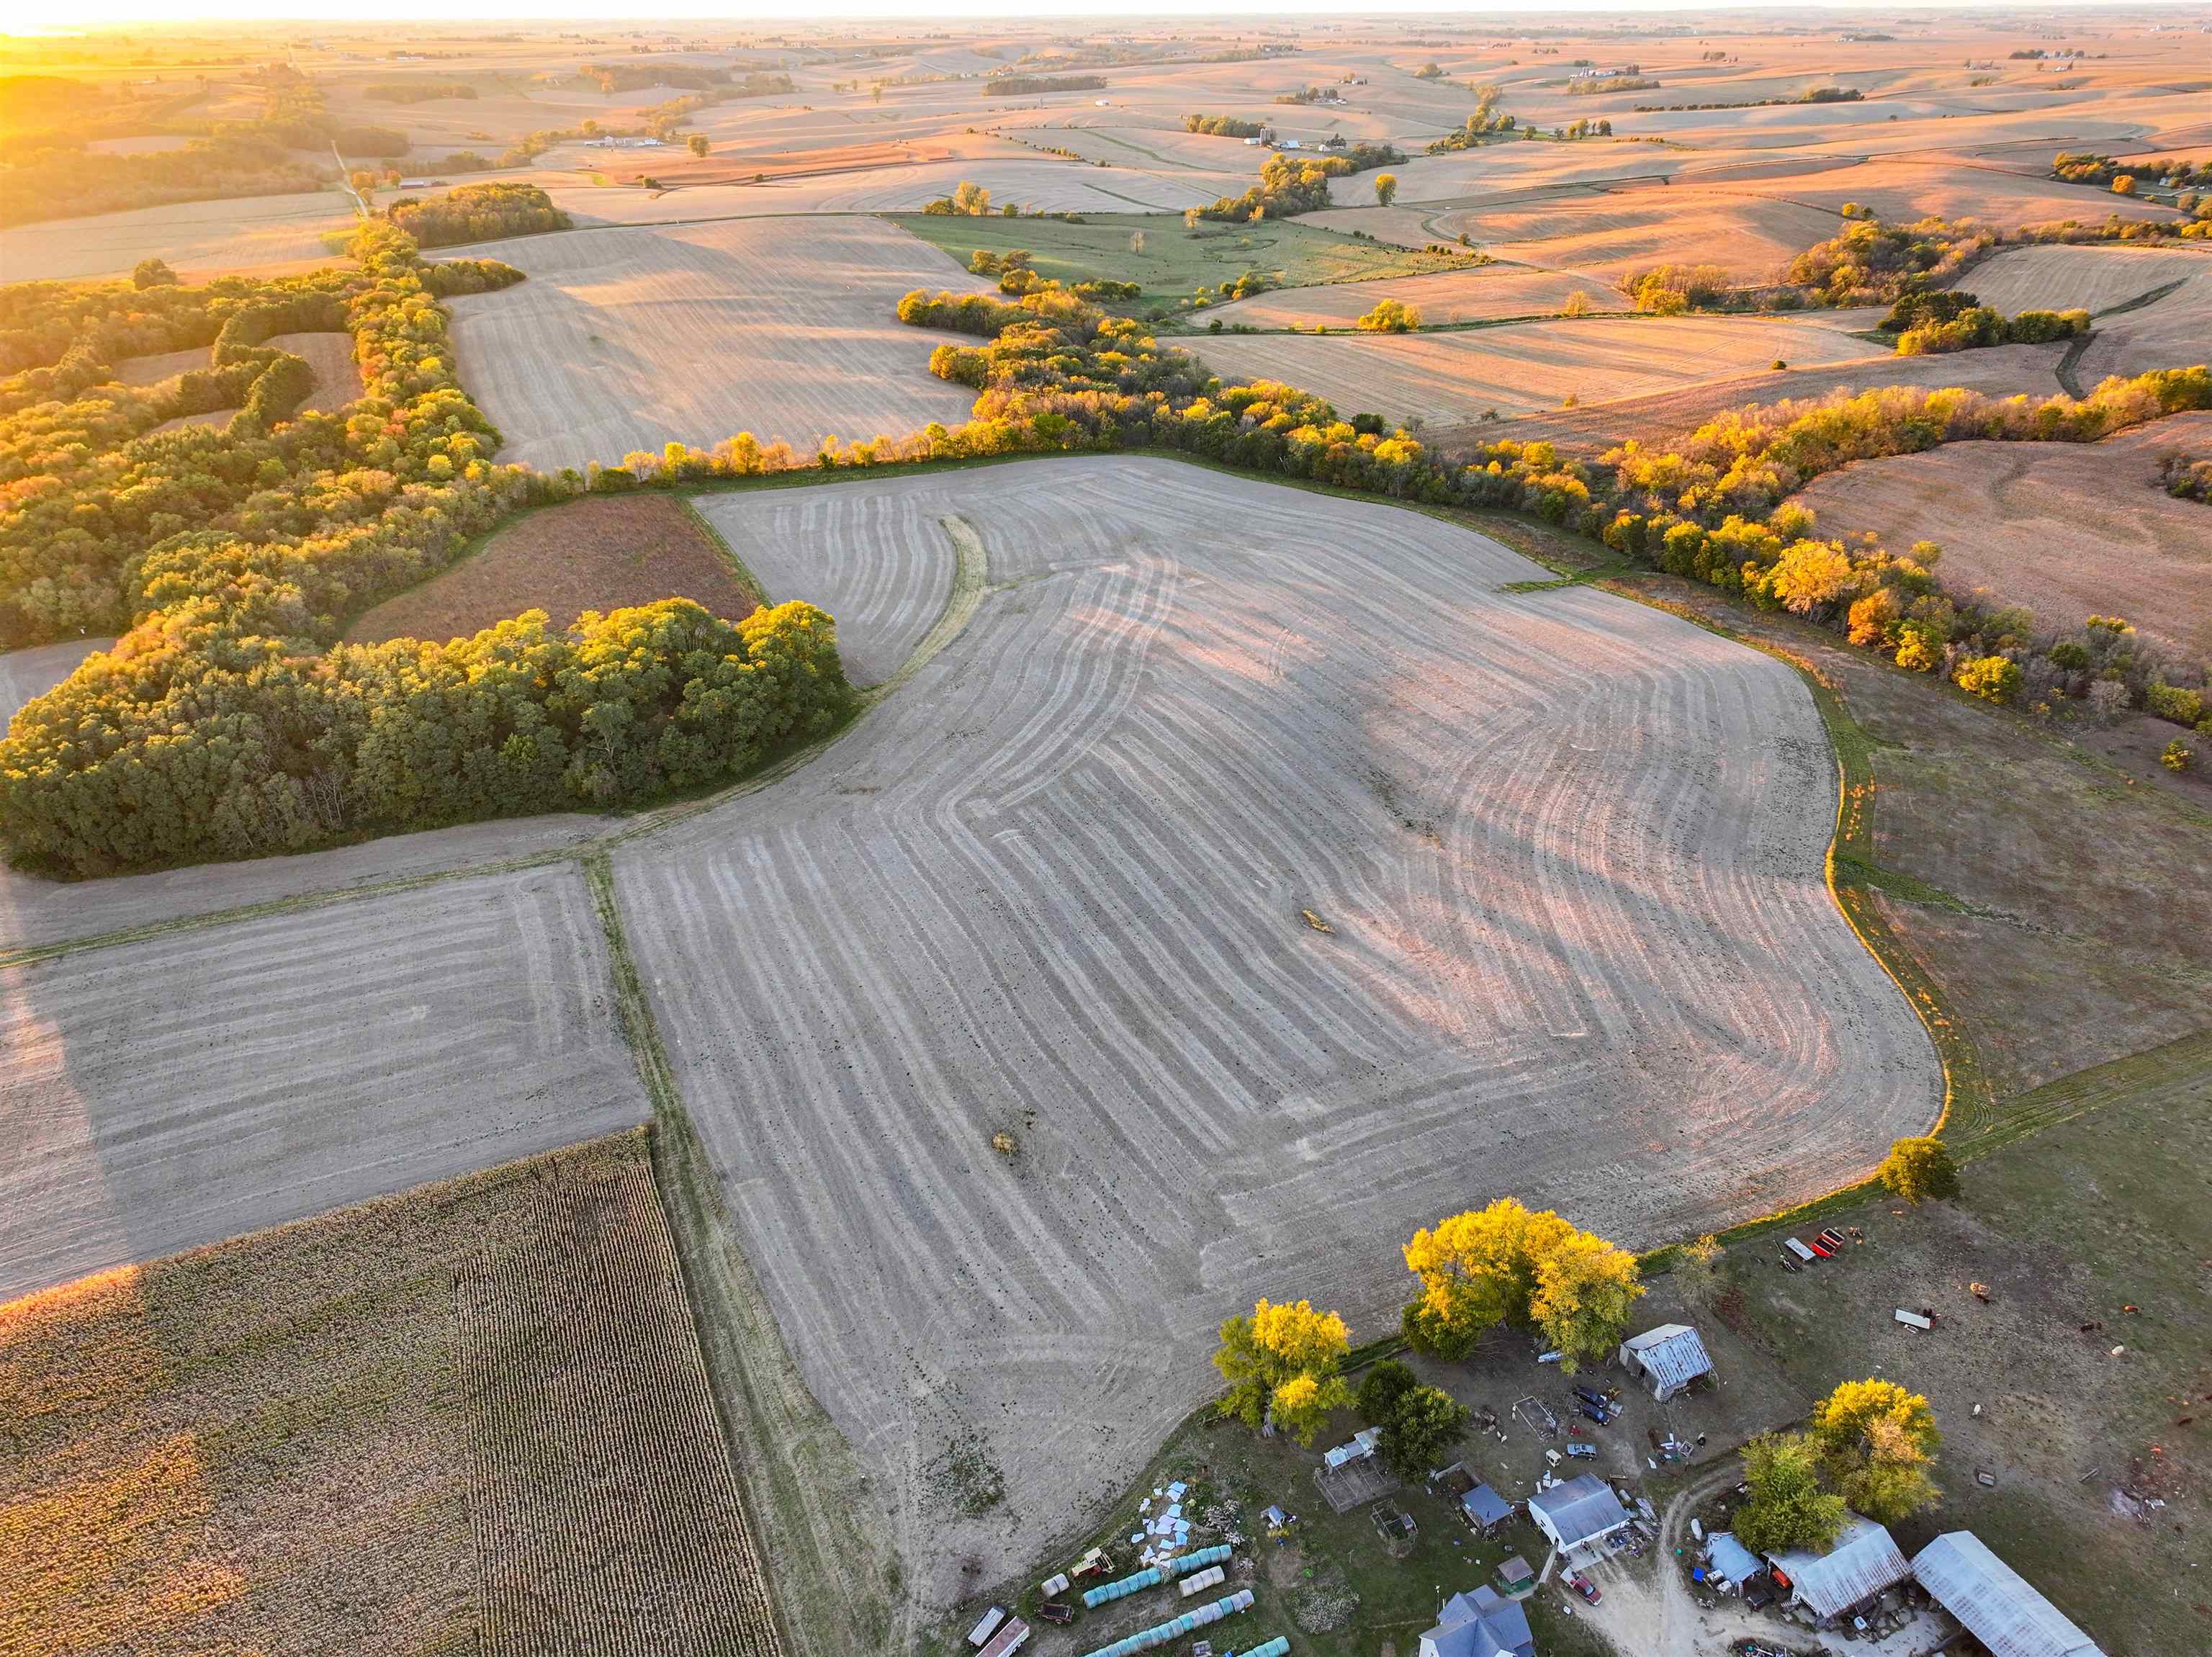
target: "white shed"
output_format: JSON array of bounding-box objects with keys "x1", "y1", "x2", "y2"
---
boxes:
[
  {"x1": 1766, "y1": 1514, "x2": 1910, "y2": 1622},
  {"x1": 1527, "y1": 1474, "x2": 1633, "y2": 1554}
]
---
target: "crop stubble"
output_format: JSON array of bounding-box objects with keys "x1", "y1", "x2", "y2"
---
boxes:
[
  {"x1": 446, "y1": 215, "x2": 986, "y2": 472},
  {"x1": 618, "y1": 456, "x2": 1939, "y2": 1607},
  {"x1": 0, "y1": 863, "x2": 649, "y2": 1302}
]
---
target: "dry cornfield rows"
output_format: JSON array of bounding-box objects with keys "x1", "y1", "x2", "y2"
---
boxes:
[
  {"x1": 0, "y1": 864, "x2": 649, "y2": 1301},
  {"x1": 458, "y1": 1144, "x2": 782, "y2": 1657},
  {"x1": 617, "y1": 455, "x2": 1940, "y2": 1607},
  {"x1": 1201, "y1": 264, "x2": 1624, "y2": 330},
  {"x1": 0, "y1": 1132, "x2": 775, "y2": 1657},
  {"x1": 1953, "y1": 244, "x2": 2212, "y2": 317},
  {"x1": 446, "y1": 215, "x2": 984, "y2": 471}
]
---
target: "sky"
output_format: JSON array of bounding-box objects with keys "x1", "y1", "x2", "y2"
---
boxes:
[{"x1": 0, "y1": 0, "x2": 2166, "y2": 27}]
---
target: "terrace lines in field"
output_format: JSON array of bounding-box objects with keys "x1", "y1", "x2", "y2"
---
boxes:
[
  {"x1": 693, "y1": 488, "x2": 957, "y2": 687},
  {"x1": 445, "y1": 215, "x2": 988, "y2": 472},
  {"x1": 613, "y1": 456, "x2": 1939, "y2": 1605},
  {"x1": 0, "y1": 865, "x2": 649, "y2": 1301}
]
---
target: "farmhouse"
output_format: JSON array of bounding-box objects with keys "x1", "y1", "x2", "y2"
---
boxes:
[
  {"x1": 1527, "y1": 1474, "x2": 1633, "y2": 1555},
  {"x1": 1617, "y1": 1322, "x2": 1714, "y2": 1400},
  {"x1": 1912, "y1": 1532, "x2": 2107, "y2": 1657},
  {"x1": 1766, "y1": 1514, "x2": 1912, "y2": 1624},
  {"x1": 1417, "y1": 1585, "x2": 1534, "y2": 1657}
]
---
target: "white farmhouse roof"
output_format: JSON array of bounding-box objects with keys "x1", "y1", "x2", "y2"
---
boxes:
[
  {"x1": 1621, "y1": 1324, "x2": 1713, "y2": 1391},
  {"x1": 1769, "y1": 1514, "x2": 1910, "y2": 1620},
  {"x1": 1527, "y1": 1474, "x2": 1631, "y2": 1549},
  {"x1": 1912, "y1": 1532, "x2": 2105, "y2": 1657}
]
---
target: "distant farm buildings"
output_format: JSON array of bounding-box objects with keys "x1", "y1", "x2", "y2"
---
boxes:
[{"x1": 585, "y1": 135, "x2": 664, "y2": 151}]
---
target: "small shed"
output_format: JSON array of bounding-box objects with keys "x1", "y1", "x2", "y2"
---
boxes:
[
  {"x1": 1526, "y1": 1474, "x2": 1633, "y2": 1555},
  {"x1": 1495, "y1": 1553, "x2": 1534, "y2": 1594},
  {"x1": 1912, "y1": 1531, "x2": 2107, "y2": 1657},
  {"x1": 1766, "y1": 1514, "x2": 1911, "y2": 1622},
  {"x1": 1704, "y1": 1531, "x2": 1765, "y2": 1589},
  {"x1": 1460, "y1": 1482, "x2": 1515, "y2": 1533},
  {"x1": 1617, "y1": 1324, "x2": 1714, "y2": 1401}
]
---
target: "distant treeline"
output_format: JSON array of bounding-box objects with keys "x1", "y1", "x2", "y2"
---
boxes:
[
  {"x1": 1184, "y1": 114, "x2": 1267, "y2": 138},
  {"x1": 387, "y1": 182, "x2": 570, "y2": 248},
  {"x1": 364, "y1": 81, "x2": 479, "y2": 104},
  {"x1": 985, "y1": 73, "x2": 1108, "y2": 96},
  {"x1": 1636, "y1": 87, "x2": 1862, "y2": 111},
  {"x1": 579, "y1": 63, "x2": 793, "y2": 96},
  {"x1": 2052, "y1": 151, "x2": 2211, "y2": 192},
  {"x1": 1565, "y1": 76, "x2": 1658, "y2": 96},
  {"x1": 1200, "y1": 147, "x2": 1402, "y2": 223}
]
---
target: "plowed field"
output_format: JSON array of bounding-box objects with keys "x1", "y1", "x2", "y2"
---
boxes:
[
  {"x1": 1203, "y1": 264, "x2": 1624, "y2": 329},
  {"x1": 617, "y1": 455, "x2": 1939, "y2": 1609}
]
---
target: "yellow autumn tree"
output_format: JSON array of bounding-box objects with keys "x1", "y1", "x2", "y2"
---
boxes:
[
  {"x1": 1531, "y1": 1228, "x2": 1646, "y2": 1370},
  {"x1": 1403, "y1": 1198, "x2": 1643, "y2": 1369},
  {"x1": 1213, "y1": 1297, "x2": 1354, "y2": 1445},
  {"x1": 1808, "y1": 1378, "x2": 1942, "y2": 1524}
]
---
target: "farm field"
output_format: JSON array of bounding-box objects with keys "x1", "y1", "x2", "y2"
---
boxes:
[
  {"x1": 0, "y1": 189, "x2": 354, "y2": 282},
  {"x1": 891, "y1": 207, "x2": 1479, "y2": 320},
  {"x1": 269, "y1": 329, "x2": 365, "y2": 413},
  {"x1": 2072, "y1": 260, "x2": 2212, "y2": 385},
  {"x1": 0, "y1": 1130, "x2": 783, "y2": 1656},
  {"x1": 1195, "y1": 313, "x2": 1879, "y2": 426},
  {"x1": 620, "y1": 455, "x2": 1939, "y2": 1609},
  {"x1": 0, "y1": 864, "x2": 649, "y2": 1301},
  {"x1": 691, "y1": 488, "x2": 952, "y2": 687},
  {"x1": 1449, "y1": 184, "x2": 1843, "y2": 287},
  {"x1": 1791, "y1": 412, "x2": 2212, "y2": 655},
  {"x1": 446, "y1": 215, "x2": 986, "y2": 471},
  {"x1": 0, "y1": 637, "x2": 115, "y2": 728},
  {"x1": 1447, "y1": 341, "x2": 2071, "y2": 460},
  {"x1": 1199, "y1": 262, "x2": 1624, "y2": 329},
  {"x1": 1952, "y1": 243, "x2": 2212, "y2": 316},
  {"x1": 347, "y1": 493, "x2": 760, "y2": 646}
]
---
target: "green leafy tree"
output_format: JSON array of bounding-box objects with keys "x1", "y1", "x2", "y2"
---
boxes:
[
  {"x1": 1379, "y1": 1383, "x2": 1470, "y2": 1478},
  {"x1": 687, "y1": 133, "x2": 710, "y2": 158},
  {"x1": 1214, "y1": 1298, "x2": 1353, "y2": 1445},
  {"x1": 1355, "y1": 1358, "x2": 1419, "y2": 1421},
  {"x1": 1879, "y1": 1136, "x2": 1960, "y2": 1203},
  {"x1": 1809, "y1": 1378, "x2": 1941, "y2": 1524},
  {"x1": 1734, "y1": 1433, "x2": 1848, "y2": 1555}
]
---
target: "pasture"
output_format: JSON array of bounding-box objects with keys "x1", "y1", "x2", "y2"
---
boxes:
[
  {"x1": 1194, "y1": 312, "x2": 1878, "y2": 426},
  {"x1": 0, "y1": 1131, "x2": 782, "y2": 1656},
  {"x1": 1791, "y1": 412, "x2": 2212, "y2": 656},
  {"x1": 0, "y1": 865, "x2": 649, "y2": 1302},
  {"x1": 346, "y1": 493, "x2": 760, "y2": 645},
  {"x1": 446, "y1": 215, "x2": 986, "y2": 471},
  {"x1": 624, "y1": 455, "x2": 1938, "y2": 1607}
]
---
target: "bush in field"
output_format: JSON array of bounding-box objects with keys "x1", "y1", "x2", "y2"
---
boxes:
[
  {"x1": 1357, "y1": 297, "x2": 1421, "y2": 332},
  {"x1": 1214, "y1": 1298, "x2": 1353, "y2": 1445},
  {"x1": 2163, "y1": 738, "x2": 2195, "y2": 772},
  {"x1": 1624, "y1": 263, "x2": 1730, "y2": 313},
  {"x1": 1879, "y1": 1136, "x2": 1960, "y2": 1203},
  {"x1": 1954, "y1": 655, "x2": 2023, "y2": 702},
  {"x1": 1374, "y1": 171, "x2": 1399, "y2": 207}
]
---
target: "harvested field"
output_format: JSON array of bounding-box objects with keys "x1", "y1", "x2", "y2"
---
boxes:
[
  {"x1": 347, "y1": 494, "x2": 760, "y2": 646},
  {"x1": 269, "y1": 329, "x2": 365, "y2": 413},
  {"x1": 1951, "y1": 243, "x2": 2212, "y2": 317},
  {"x1": 1444, "y1": 186, "x2": 1843, "y2": 287},
  {"x1": 0, "y1": 1131, "x2": 783, "y2": 1657},
  {"x1": 144, "y1": 408, "x2": 234, "y2": 436},
  {"x1": 0, "y1": 189, "x2": 356, "y2": 283},
  {"x1": 0, "y1": 864, "x2": 649, "y2": 1302},
  {"x1": 612, "y1": 454, "x2": 1938, "y2": 1610},
  {"x1": 1, "y1": 638, "x2": 116, "y2": 729},
  {"x1": 1194, "y1": 313, "x2": 1877, "y2": 426},
  {"x1": 110, "y1": 346, "x2": 209, "y2": 387},
  {"x1": 2071, "y1": 262, "x2": 2212, "y2": 385},
  {"x1": 447, "y1": 216, "x2": 985, "y2": 471},
  {"x1": 1298, "y1": 204, "x2": 1460, "y2": 249},
  {"x1": 1445, "y1": 341, "x2": 2069, "y2": 459},
  {"x1": 1202, "y1": 264, "x2": 1626, "y2": 330},
  {"x1": 692, "y1": 488, "x2": 951, "y2": 687},
  {"x1": 1790, "y1": 412, "x2": 2212, "y2": 655}
]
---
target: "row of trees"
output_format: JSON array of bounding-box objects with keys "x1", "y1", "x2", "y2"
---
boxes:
[
  {"x1": 1182, "y1": 114, "x2": 1265, "y2": 138},
  {"x1": 387, "y1": 182, "x2": 572, "y2": 248},
  {"x1": 0, "y1": 223, "x2": 853, "y2": 875},
  {"x1": 1200, "y1": 148, "x2": 1403, "y2": 224},
  {"x1": 1428, "y1": 86, "x2": 1516, "y2": 151},
  {"x1": 1884, "y1": 287, "x2": 2089, "y2": 354}
]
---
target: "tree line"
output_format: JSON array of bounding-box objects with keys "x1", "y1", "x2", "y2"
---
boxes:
[
  {"x1": 1200, "y1": 147, "x2": 1403, "y2": 223},
  {"x1": 387, "y1": 183, "x2": 572, "y2": 248},
  {"x1": 0, "y1": 223, "x2": 851, "y2": 876}
]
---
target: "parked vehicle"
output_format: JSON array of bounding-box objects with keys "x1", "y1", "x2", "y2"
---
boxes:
[
  {"x1": 1036, "y1": 1602, "x2": 1074, "y2": 1626},
  {"x1": 1817, "y1": 1227, "x2": 1848, "y2": 1251},
  {"x1": 1565, "y1": 1571, "x2": 1601, "y2": 1604},
  {"x1": 1565, "y1": 1442, "x2": 1599, "y2": 1459},
  {"x1": 1783, "y1": 1236, "x2": 1817, "y2": 1265},
  {"x1": 1571, "y1": 1384, "x2": 1613, "y2": 1409},
  {"x1": 1575, "y1": 1401, "x2": 1611, "y2": 1424}
]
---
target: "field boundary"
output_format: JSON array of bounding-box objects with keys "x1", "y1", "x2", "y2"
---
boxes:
[
  {"x1": 585, "y1": 852, "x2": 904, "y2": 1657},
  {"x1": 677, "y1": 493, "x2": 769, "y2": 609}
]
